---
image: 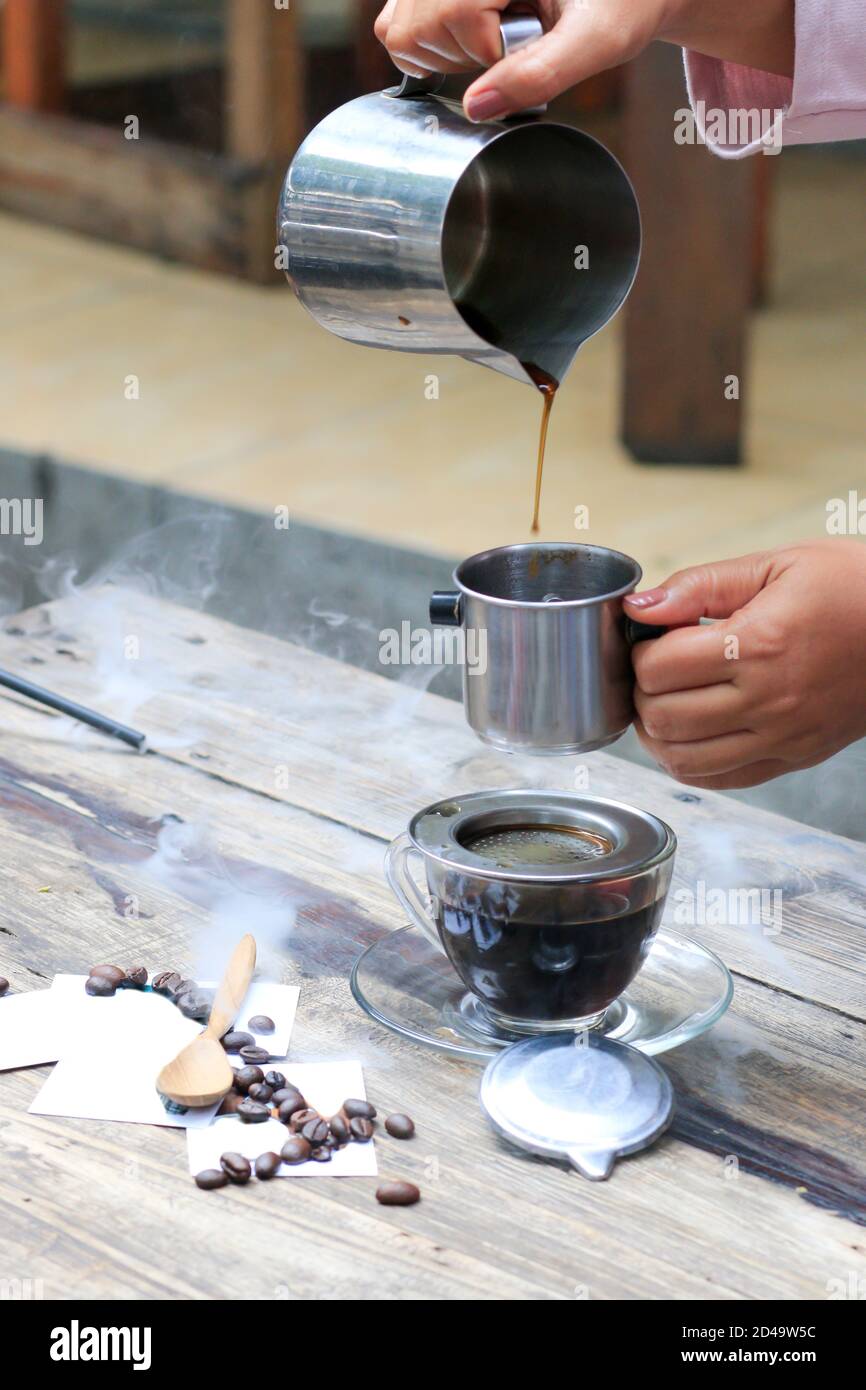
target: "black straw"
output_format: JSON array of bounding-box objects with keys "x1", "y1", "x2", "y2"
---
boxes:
[{"x1": 0, "y1": 666, "x2": 147, "y2": 751}]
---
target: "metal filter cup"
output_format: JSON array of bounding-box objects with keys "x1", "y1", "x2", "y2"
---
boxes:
[{"x1": 430, "y1": 543, "x2": 665, "y2": 756}]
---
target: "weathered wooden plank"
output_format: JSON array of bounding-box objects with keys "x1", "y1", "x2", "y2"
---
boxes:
[
  {"x1": 0, "y1": 109, "x2": 271, "y2": 279},
  {"x1": 2, "y1": 591, "x2": 863, "y2": 1022},
  {"x1": 0, "y1": 699, "x2": 863, "y2": 1297}
]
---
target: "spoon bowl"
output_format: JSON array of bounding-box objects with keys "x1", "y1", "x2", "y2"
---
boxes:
[
  {"x1": 156, "y1": 934, "x2": 256, "y2": 1108},
  {"x1": 158, "y1": 1034, "x2": 235, "y2": 1109}
]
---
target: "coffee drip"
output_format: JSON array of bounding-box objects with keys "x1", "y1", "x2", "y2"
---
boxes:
[{"x1": 524, "y1": 364, "x2": 559, "y2": 534}]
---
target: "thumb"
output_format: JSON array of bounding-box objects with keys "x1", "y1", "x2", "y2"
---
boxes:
[
  {"x1": 623, "y1": 553, "x2": 776, "y2": 627},
  {"x1": 464, "y1": 11, "x2": 619, "y2": 121}
]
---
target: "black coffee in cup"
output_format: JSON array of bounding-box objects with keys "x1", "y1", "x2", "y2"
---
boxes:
[
  {"x1": 434, "y1": 894, "x2": 663, "y2": 1026},
  {"x1": 386, "y1": 790, "x2": 676, "y2": 1034}
]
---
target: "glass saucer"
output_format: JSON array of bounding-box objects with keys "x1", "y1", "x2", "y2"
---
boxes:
[{"x1": 351, "y1": 926, "x2": 733, "y2": 1062}]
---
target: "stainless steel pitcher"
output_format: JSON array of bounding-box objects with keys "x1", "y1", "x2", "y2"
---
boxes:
[
  {"x1": 278, "y1": 10, "x2": 641, "y2": 388},
  {"x1": 430, "y1": 542, "x2": 664, "y2": 755}
]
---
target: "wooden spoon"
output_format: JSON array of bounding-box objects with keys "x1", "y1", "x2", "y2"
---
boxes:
[{"x1": 156, "y1": 934, "x2": 257, "y2": 1108}]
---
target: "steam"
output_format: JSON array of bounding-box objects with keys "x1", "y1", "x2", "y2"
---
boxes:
[
  {"x1": 673, "y1": 821, "x2": 809, "y2": 995},
  {"x1": 0, "y1": 511, "x2": 461, "y2": 995},
  {"x1": 144, "y1": 818, "x2": 297, "y2": 980}
]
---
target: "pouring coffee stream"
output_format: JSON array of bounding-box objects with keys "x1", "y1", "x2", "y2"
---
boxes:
[
  {"x1": 452, "y1": 295, "x2": 559, "y2": 530},
  {"x1": 526, "y1": 365, "x2": 559, "y2": 534}
]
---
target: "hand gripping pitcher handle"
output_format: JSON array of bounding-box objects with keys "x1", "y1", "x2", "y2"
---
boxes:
[{"x1": 391, "y1": 6, "x2": 547, "y2": 114}]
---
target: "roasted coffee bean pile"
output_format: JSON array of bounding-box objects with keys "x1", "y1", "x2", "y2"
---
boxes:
[
  {"x1": 80, "y1": 963, "x2": 275, "y2": 1048},
  {"x1": 80, "y1": 963, "x2": 419, "y2": 1208},
  {"x1": 197, "y1": 1077, "x2": 421, "y2": 1205}
]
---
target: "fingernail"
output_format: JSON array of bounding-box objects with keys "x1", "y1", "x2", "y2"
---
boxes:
[
  {"x1": 465, "y1": 89, "x2": 507, "y2": 122},
  {"x1": 625, "y1": 587, "x2": 667, "y2": 609}
]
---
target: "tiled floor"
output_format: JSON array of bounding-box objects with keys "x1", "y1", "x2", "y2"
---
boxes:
[{"x1": 0, "y1": 147, "x2": 864, "y2": 586}]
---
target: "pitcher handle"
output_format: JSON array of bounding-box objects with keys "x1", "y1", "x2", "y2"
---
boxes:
[
  {"x1": 384, "y1": 833, "x2": 446, "y2": 956},
  {"x1": 390, "y1": 7, "x2": 546, "y2": 114}
]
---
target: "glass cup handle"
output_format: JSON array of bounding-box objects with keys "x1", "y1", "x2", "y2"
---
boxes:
[{"x1": 384, "y1": 833, "x2": 446, "y2": 956}]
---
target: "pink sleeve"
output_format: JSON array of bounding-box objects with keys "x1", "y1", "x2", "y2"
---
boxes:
[{"x1": 684, "y1": 0, "x2": 866, "y2": 157}]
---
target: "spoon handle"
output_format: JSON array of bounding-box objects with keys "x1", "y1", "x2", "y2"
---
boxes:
[{"x1": 206, "y1": 934, "x2": 257, "y2": 1040}]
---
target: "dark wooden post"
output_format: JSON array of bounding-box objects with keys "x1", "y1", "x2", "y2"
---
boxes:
[
  {"x1": 621, "y1": 43, "x2": 756, "y2": 464},
  {"x1": 225, "y1": 0, "x2": 306, "y2": 283},
  {"x1": 3, "y1": 0, "x2": 66, "y2": 112},
  {"x1": 355, "y1": 0, "x2": 398, "y2": 93},
  {"x1": 226, "y1": 0, "x2": 304, "y2": 163}
]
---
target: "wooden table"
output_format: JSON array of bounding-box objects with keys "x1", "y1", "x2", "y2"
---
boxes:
[{"x1": 0, "y1": 590, "x2": 864, "y2": 1301}]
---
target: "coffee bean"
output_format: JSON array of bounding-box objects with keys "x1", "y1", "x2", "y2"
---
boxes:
[
  {"x1": 234, "y1": 1065, "x2": 265, "y2": 1094},
  {"x1": 328, "y1": 1114, "x2": 350, "y2": 1144},
  {"x1": 238, "y1": 1099, "x2": 270, "y2": 1124},
  {"x1": 324, "y1": 1134, "x2": 341, "y2": 1151},
  {"x1": 195, "y1": 1168, "x2": 229, "y2": 1190},
  {"x1": 349, "y1": 1117, "x2": 374, "y2": 1143},
  {"x1": 310, "y1": 1146, "x2": 332, "y2": 1163},
  {"x1": 89, "y1": 964, "x2": 126, "y2": 986},
  {"x1": 376, "y1": 1181, "x2": 420, "y2": 1207},
  {"x1": 217, "y1": 1092, "x2": 244, "y2": 1117},
  {"x1": 385, "y1": 1114, "x2": 415, "y2": 1140},
  {"x1": 0, "y1": 978, "x2": 8, "y2": 997},
  {"x1": 175, "y1": 978, "x2": 197, "y2": 997},
  {"x1": 264, "y1": 1070, "x2": 286, "y2": 1090},
  {"x1": 120, "y1": 966, "x2": 148, "y2": 989},
  {"x1": 239, "y1": 1045, "x2": 270, "y2": 1065},
  {"x1": 255, "y1": 1151, "x2": 281, "y2": 1181},
  {"x1": 152, "y1": 970, "x2": 183, "y2": 995},
  {"x1": 271, "y1": 1087, "x2": 302, "y2": 1107},
  {"x1": 176, "y1": 991, "x2": 210, "y2": 1021},
  {"x1": 248, "y1": 1083, "x2": 274, "y2": 1104},
  {"x1": 278, "y1": 1095, "x2": 307, "y2": 1124},
  {"x1": 301, "y1": 1118, "x2": 330, "y2": 1146},
  {"x1": 342, "y1": 1098, "x2": 376, "y2": 1121},
  {"x1": 221, "y1": 1030, "x2": 254, "y2": 1051},
  {"x1": 280, "y1": 1136, "x2": 312, "y2": 1165},
  {"x1": 247, "y1": 1014, "x2": 275, "y2": 1034},
  {"x1": 289, "y1": 1107, "x2": 320, "y2": 1133},
  {"x1": 220, "y1": 1152, "x2": 252, "y2": 1184},
  {"x1": 85, "y1": 975, "x2": 116, "y2": 997}
]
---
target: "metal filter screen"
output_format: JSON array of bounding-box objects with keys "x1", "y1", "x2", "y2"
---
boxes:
[{"x1": 462, "y1": 824, "x2": 612, "y2": 869}]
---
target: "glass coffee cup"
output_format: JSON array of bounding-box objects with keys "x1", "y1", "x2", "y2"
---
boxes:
[{"x1": 385, "y1": 791, "x2": 676, "y2": 1033}]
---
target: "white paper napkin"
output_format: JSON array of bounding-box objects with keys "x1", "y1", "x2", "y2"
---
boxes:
[
  {"x1": 0, "y1": 989, "x2": 69, "y2": 1072},
  {"x1": 29, "y1": 989, "x2": 223, "y2": 1129}
]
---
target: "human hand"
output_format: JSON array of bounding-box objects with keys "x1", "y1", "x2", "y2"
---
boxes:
[
  {"x1": 623, "y1": 540, "x2": 866, "y2": 789},
  {"x1": 374, "y1": 0, "x2": 794, "y2": 122}
]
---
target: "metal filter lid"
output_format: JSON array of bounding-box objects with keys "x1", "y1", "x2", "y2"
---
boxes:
[
  {"x1": 409, "y1": 790, "x2": 675, "y2": 884},
  {"x1": 480, "y1": 1033, "x2": 674, "y2": 1180}
]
